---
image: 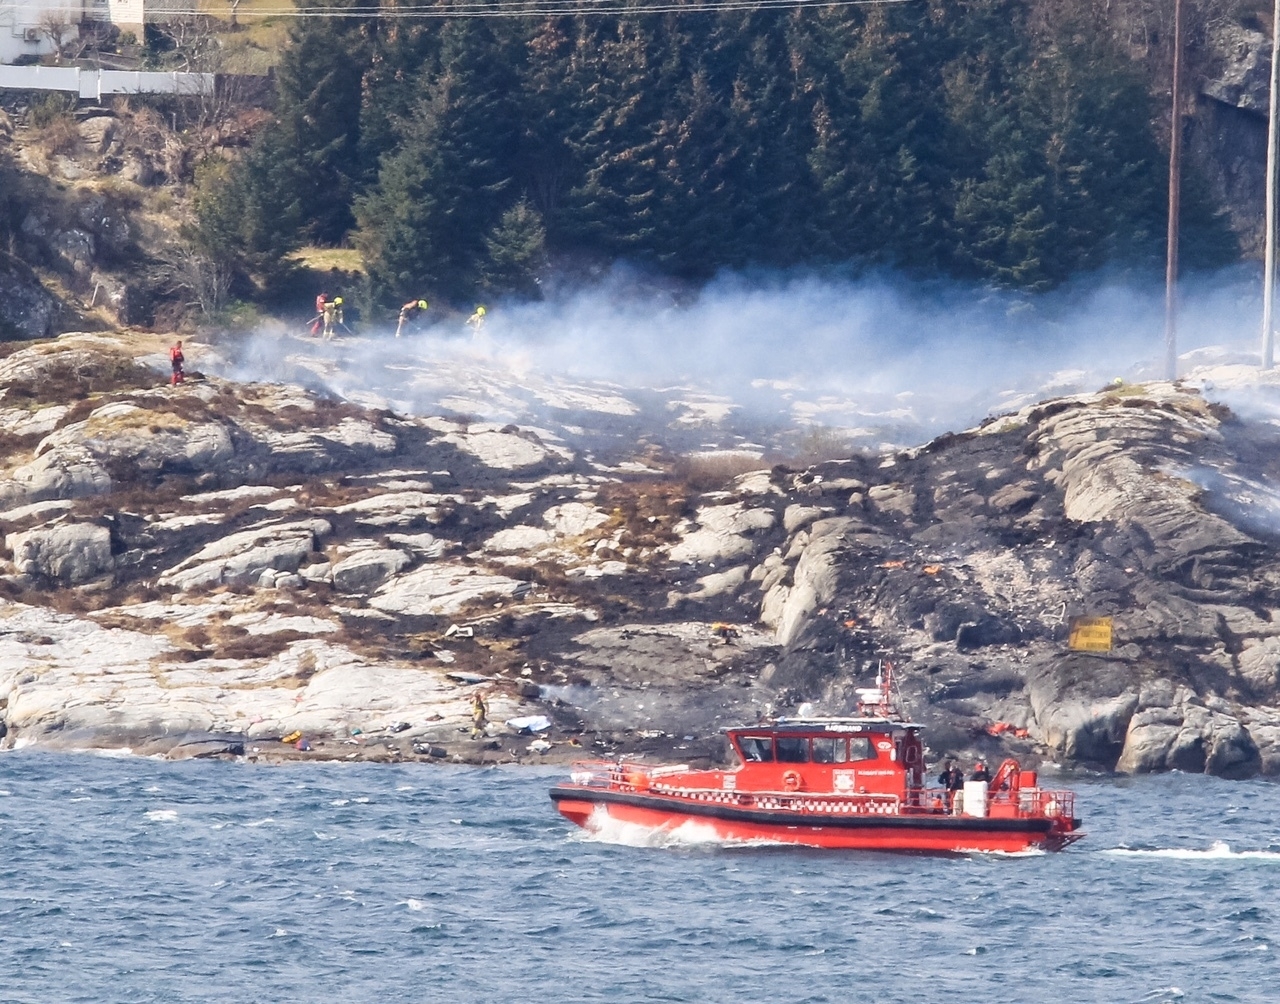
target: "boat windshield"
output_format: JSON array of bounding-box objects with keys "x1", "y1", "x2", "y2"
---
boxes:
[
  {"x1": 776, "y1": 737, "x2": 809, "y2": 763},
  {"x1": 737, "y1": 733, "x2": 880, "y2": 764},
  {"x1": 812, "y1": 738, "x2": 846, "y2": 763},
  {"x1": 739, "y1": 737, "x2": 774, "y2": 762},
  {"x1": 849, "y1": 736, "x2": 876, "y2": 761}
]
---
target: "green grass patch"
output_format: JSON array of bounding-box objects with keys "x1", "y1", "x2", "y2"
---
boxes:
[{"x1": 288, "y1": 246, "x2": 366, "y2": 274}]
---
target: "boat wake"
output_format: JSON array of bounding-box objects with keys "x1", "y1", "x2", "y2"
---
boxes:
[
  {"x1": 1104, "y1": 841, "x2": 1280, "y2": 861},
  {"x1": 573, "y1": 807, "x2": 782, "y2": 850},
  {"x1": 965, "y1": 847, "x2": 1048, "y2": 859}
]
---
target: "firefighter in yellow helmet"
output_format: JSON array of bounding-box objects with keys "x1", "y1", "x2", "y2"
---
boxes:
[
  {"x1": 322, "y1": 296, "x2": 344, "y2": 340},
  {"x1": 470, "y1": 691, "x2": 488, "y2": 739},
  {"x1": 396, "y1": 298, "x2": 428, "y2": 338},
  {"x1": 466, "y1": 304, "x2": 487, "y2": 332}
]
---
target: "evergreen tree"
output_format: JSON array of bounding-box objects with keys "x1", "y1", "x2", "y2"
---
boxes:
[
  {"x1": 207, "y1": 0, "x2": 1244, "y2": 298},
  {"x1": 192, "y1": 135, "x2": 304, "y2": 286},
  {"x1": 560, "y1": 17, "x2": 665, "y2": 260},
  {"x1": 483, "y1": 198, "x2": 548, "y2": 297},
  {"x1": 355, "y1": 18, "x2": 522, "y2": 302},
  {"x1": 517, "y1": 16, "x2": 584, "y2": 242},
  {"x1": 271, "y1": 0, "x2": 372, "y2": 244},
  {"x1": 358, "y1": 18, "x2": 441, "y2": 184}
]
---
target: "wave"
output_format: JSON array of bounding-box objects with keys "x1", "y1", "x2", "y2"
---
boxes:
[
  {"x1": 574, "y1": 806, "x2": 783, "y2": 850},
  {"x1": 1104, "y1": 841, "x2": 1280, "y2": 861},
  {"x1": 966, "y1": 847, "x2": 1048, "y2": 858},
  {"x1": 144, "y1": 809, "x2": 178, "y2": 822}
]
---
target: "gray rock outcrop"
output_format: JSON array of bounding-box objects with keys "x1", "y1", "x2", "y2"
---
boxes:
[
  {"x1": 4, "y1": 334, "x2": 1280, "y2": 777},
  {"x1": 331, "y1": 548, "x2": 411, "y2": 594},
  {"x1": 1203, "y1": 22, "x2": 1271, "y2": 115},
  {"x1": 6, "y1": 523, "x2": 113, "y2": 584},
  {"x1": 159, "y1": 519, "x2": 331, "y2": 591},
  {"x1": 0, "y1": 252, "x2": 57, "y2": 340}
]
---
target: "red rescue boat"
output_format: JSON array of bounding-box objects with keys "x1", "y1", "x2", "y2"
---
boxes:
[{"x1": 551, "y1": 665, "x2": 1083, "y2": 853}]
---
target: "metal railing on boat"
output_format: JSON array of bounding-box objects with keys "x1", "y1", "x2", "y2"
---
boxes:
[{"x1": 566, "y1": 762, "x2": 1076, "y2": 823}]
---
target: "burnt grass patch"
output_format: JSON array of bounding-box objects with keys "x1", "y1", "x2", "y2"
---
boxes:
[
  {"x1": 2, "y1": 352, "x2": 156, "y2": 404},
  {"x1": 0, "y1": 577, "x2": 162, "y2": 615},
  {"x1": 238, "y1": 393, "x2": 383, "y2": 433},
  {"x1": 593, "y1": 480, "x2": 690, "y2": 550}
]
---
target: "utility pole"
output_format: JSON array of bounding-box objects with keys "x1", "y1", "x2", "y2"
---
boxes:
[
  {"x1": 1165, "y1": 0, "x2": 1184, "y2": 382},
  {"x1": 1264, "y1": 0, "x2": 1280, "y2": 370}
]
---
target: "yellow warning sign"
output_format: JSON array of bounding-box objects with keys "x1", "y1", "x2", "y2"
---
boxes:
[{"x1": 1068, "y1": 616, "x2": 1113, "y2": 652}]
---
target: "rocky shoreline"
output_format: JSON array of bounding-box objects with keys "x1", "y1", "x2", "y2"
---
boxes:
[{"x1": 3, "y1": 331, "x2": 1280, "y2": 778}]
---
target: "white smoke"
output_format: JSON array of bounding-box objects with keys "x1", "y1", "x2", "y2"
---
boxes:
[{"x1": 206, "y1": 264, "x2": 1270, "y2": 454}]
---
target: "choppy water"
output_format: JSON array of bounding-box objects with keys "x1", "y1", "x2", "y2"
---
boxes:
[{"x1": 1, "y1": 752, "x2": 1276, "y2": 1003}]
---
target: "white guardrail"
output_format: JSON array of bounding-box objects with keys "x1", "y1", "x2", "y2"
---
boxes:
[{"x1": 0, "y1": 64, "x2": 214, "y2": 100}]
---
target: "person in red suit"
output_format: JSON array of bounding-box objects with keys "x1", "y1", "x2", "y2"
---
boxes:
[{"x1": 169, "y1": 340, "x2": 185, "y2": 385}]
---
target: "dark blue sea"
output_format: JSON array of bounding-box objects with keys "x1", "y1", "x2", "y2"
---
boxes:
[{"x1": 1, "y1": 752, "x2": 1276, "y2": 1003}]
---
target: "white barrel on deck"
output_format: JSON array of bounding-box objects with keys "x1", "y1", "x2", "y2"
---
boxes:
[{"x1": 962, "y1": 780, "x2": 989, "y2": 818}]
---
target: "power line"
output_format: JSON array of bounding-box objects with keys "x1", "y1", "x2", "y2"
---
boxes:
[{"x1": 3, "y1": 0, "x2": 921, "y2": 19}]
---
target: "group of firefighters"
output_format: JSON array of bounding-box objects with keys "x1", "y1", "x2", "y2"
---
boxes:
[
  {"x1": 165, "y1": 294, "x2": 488, "y2": 391},
  {"x1": 309, "y1": 292, "x2": 349, "y2": 339},
  {"x1": 308, "y1": 293, "x2": 487, "y2": 339}
]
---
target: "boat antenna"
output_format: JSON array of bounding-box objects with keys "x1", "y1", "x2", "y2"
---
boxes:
[{"x1": 883, "y1": 659, "x2": 912, "y2": 721}]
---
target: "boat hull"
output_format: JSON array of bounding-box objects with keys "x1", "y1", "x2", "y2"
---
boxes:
[{"x1": 550, "y1": 786, "x2": 1075, "y2": 854}]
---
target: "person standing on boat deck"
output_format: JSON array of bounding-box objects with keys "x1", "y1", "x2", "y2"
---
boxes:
[
  {"x1": 937, "y1": 759, "x2": 964, "y2": 808},
  {"x1": 470, "y1": 691, "x2": 488, "y2": 739},
  {"x1": 970, "y1": 761, "x2": 991, "y2": 783}
]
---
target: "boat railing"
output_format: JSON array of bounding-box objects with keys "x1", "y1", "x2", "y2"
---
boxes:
[
  {"x1": 1024, "y1": 789, "x2": 1075, "y2": 821},
  {"x1": 567, "y1": 761, "x2": 691, "y2": 790},
  {"x1": 647, "y1": 784, "x2": 902, "y2": 809},
  {"x1": 565, "y1": 763, "x2": 1075, "y2": 824},
  {"x1": 988, "y1": 786, "x2": 1076, "y2": 821}
]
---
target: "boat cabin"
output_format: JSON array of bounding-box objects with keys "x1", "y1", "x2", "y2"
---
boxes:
[{"x1": 724, "y1": 718, "x2": 925, "y2": 799}]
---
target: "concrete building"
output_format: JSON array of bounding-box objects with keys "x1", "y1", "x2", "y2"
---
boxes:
[
  {"x1": 1, "y1": 0, "x2": 85, "y2": 64},
  {"x1": 85, "y1": 1, "x2": 147, "y2": 42},
  {"x1": 1, "y1": 0, "x2": 175, "y2": 65}
]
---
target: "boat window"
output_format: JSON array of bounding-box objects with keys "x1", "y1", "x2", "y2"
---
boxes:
[
  {"x1": 812, "y1": 737, "x2": 846, "y2": 763},
  {"x1": 848, "y1": 736, "x2": 876, "y2": 761},
  {"x1": 776, "y1": 737, "x2": 809, "y2": 763},
  {"x1": 739, "y1": 736, "x2": 774, "y2": 762}
]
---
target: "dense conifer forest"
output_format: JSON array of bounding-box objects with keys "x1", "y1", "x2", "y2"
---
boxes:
[{"x1": 196, "y1": 0, "x2": 1241, "y2": 307}]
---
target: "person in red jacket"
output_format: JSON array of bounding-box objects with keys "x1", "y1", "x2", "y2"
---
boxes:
[
  {"x1": 170, "y1": 340, "x2": 185, "y2": 385},
  {"x1": 310, "y1": 292, "x2": 328, "y2": 336}
]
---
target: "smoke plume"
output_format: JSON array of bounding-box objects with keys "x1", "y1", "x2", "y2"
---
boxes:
[{"x1": 207, "y1": 265, "x2": 1271, "y2": 455}]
